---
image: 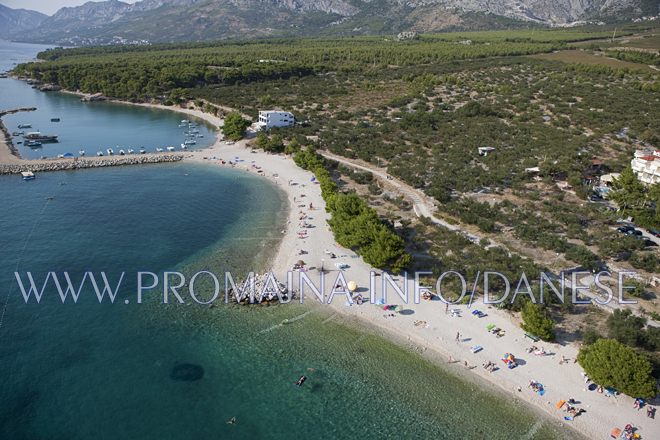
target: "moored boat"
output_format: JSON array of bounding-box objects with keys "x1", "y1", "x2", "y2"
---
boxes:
[
  {"x1": 139, "y1": 147, "x2": 146, "y2": 154},
  {"x1": 21, "y1": 171, "x2": 35, "y2": 181},
  {"x1": 97, "y1": 151, "x2": 104, "y2": 156},
  {"x1": 79, "y1": 149, "x2": 85, "y2": 156},
  {"x1": 50, "y1": 118, "x2": 60, "y2": 122},
  {"x1": 18, "y1": 124, "x2": 31, "y2": 129},
  {"x1": 107, "y1": 148, "x2": 114, "y2": 155},
  {"x1": 24, "y1": 132, "x2": 58, "y2": 143}
]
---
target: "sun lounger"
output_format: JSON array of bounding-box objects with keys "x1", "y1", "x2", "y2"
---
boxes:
[
  {"x1": 524, "y1": 333, "x2": 540, "y2": 342},
  {"x1": 470, "y1": 345, "x2": 483, "y2": 353},
  {"x1": 472, "y1": 310, "x2": 487, "y2": 318}
]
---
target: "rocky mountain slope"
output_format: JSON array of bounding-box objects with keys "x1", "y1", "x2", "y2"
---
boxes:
[
  {"x1": 10, "y1": 0, "x2": 658, "y2": 44},
  {"x1": 0, "y1": 4, "x2": 48, "y2": 39}
]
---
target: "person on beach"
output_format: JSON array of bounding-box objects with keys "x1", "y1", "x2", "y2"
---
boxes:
[
  {"x1": 455, "y1": 332, "x2": 460, "y2": 343},
  {"x1": 445, "y1": 303, "x2": 449, "y2": 314},
  {"x1": 647, "y1": 406, "x2": 655, "y2": 419}
]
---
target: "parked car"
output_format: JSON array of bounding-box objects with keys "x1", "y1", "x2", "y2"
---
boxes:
[
  {"x1": 617, "y1": 225, "x2": 634, "y2": 234},
  {"x1": 626, "y1": 229, "x2": 643, "y2": 237},
  {"x1": 643, "y1": 239, "x2": 658, "y2": 247},
  {"x1": 589, "y1": 193, "x2": 602, "y2": 201},
  {"x1": 649, "y1": 228, "x2": 660, "y2": 238}
]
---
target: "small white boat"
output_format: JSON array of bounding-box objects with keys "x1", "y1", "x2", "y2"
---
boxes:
[
  {"x1": 166, "y1": 146, "x2": 175, "y2": 152},
  {"x1": 97, "y1": 151, "x2": 104, "y2": 157},
  {"x1": 180, "y1": 119, "x2": 189, "y2": 124},
  {"x1": 184, "y1": 139, "x2": 196, "y2": 145},
  {"x1": 197, "y1": 134, "x2": 204, "y2": 138},
  {"x1": 180, "y1": 143, "x2": 188, "y2": 150},
  {"x1": 156, "y1": 148, "x2": 164, "y2": 152},
  {"x1": 57, "y1": 154, "x2": 65, "y2": 159},
  {"x1": 139, "y1": 148, "x2": 146, "y2": 154},
  {"x1": 107, "y1": 148, "x2": 114, "y2": 155},
  {"x1": 21, "y1": 171, "x2": 35, "y2": 181},
  {"x1": 79, "y1": 149, "x2": 85, "y2": 156},
  {"x1": 18, "y1": 124, "x2": 31, "y2": 129},
  {"x1": 119, "y1": 149, "x2": 126, "y2": 155},
  {"x1": 127, "y1": 148, "x2": 135, "y2": 154}
]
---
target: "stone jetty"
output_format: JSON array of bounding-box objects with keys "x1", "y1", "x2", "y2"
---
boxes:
[{"x1": 0, "y1": 154, "x2": 184, "y2": 175}]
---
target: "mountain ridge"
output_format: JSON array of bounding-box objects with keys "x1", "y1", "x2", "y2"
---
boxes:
[
  {"x1": 5, "y1": 0, "x2": 658, "y2": 44},
  {"x1": 0, "y1": 4, "x2": 48, "y2": 39}
]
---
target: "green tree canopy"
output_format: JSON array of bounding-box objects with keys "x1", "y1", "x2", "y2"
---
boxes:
[
  {"x1": 609, "y1": 167, "x2": 659, "y2": 229},
  {"x1": 520, "y1": 302, "x2": 555, "y2": 341},
  {"x1": 606, "y1": 309, "x2": 646, "y2": 347},
  {"x1": 222, "y1": 112, "x2": 250, "y2": 141},
  {"x1": 577, "y1": 339, "x2": 657, "y2": 399}
]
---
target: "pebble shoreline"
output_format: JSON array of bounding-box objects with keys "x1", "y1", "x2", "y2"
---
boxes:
[{"x1": 0, "y1": 154, "x2": 184, "y2": 175}]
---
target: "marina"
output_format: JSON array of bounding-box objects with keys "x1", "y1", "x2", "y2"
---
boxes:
[{"x1": 0, "y1": 75, "x2": 215, "y2": 160}]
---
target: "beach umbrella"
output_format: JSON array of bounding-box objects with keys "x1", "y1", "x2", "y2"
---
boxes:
[
  {"x1": 347, "y1": 281, "x2": 357, "y2": 292},
  {"x1": 296, "y1": 260, "x2": 306, "y2": 266}
]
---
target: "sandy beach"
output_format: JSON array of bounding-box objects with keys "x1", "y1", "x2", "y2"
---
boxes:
[
  {"x1": 2, "y1": 93, "x2": 656, "y2": 439},
  {"x1": 177, "y1": 111, "x2": 658, "y2": 439}
]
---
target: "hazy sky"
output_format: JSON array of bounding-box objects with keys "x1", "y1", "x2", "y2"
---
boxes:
[{"x1": 1, "y1": 0, "x2": 138, "y2": 15}]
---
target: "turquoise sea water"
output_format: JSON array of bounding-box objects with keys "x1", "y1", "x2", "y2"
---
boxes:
[{"x1": 0, "y1": 41, "x2": 580, "y2": 439}]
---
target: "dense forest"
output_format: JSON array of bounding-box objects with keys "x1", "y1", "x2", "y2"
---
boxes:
[{"x1": 14, "y1": 29, "x2": 642, "y2": 102}]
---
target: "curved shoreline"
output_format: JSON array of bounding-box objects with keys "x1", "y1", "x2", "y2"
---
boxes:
[
  {"x1": 176, "y1": 107, "x2": 656, "y2": 440},
  {"x1": 4, "y1": 85, "x2": 657, "y2": 439}
]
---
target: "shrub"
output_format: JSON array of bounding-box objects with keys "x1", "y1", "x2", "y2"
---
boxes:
[{"x1": 606, "y1": 309, "x2": 646, "y2": 348}]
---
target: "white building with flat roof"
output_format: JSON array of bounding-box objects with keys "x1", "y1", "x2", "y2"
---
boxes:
[
  {"x1": 631, "y1": 150, "x2": 660, "y2": 185},
  {"x1": 258, "y1": 111, "x2": 294, "y2": 129}
]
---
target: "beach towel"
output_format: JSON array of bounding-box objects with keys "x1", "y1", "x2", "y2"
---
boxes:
[{"x1": 555, "y1": 400, "x2": 566, "y2": 409}]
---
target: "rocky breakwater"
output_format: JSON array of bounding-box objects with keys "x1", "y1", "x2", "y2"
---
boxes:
[{"x1": 0, "y1": 153, "x2": 185, "y2": 175}]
